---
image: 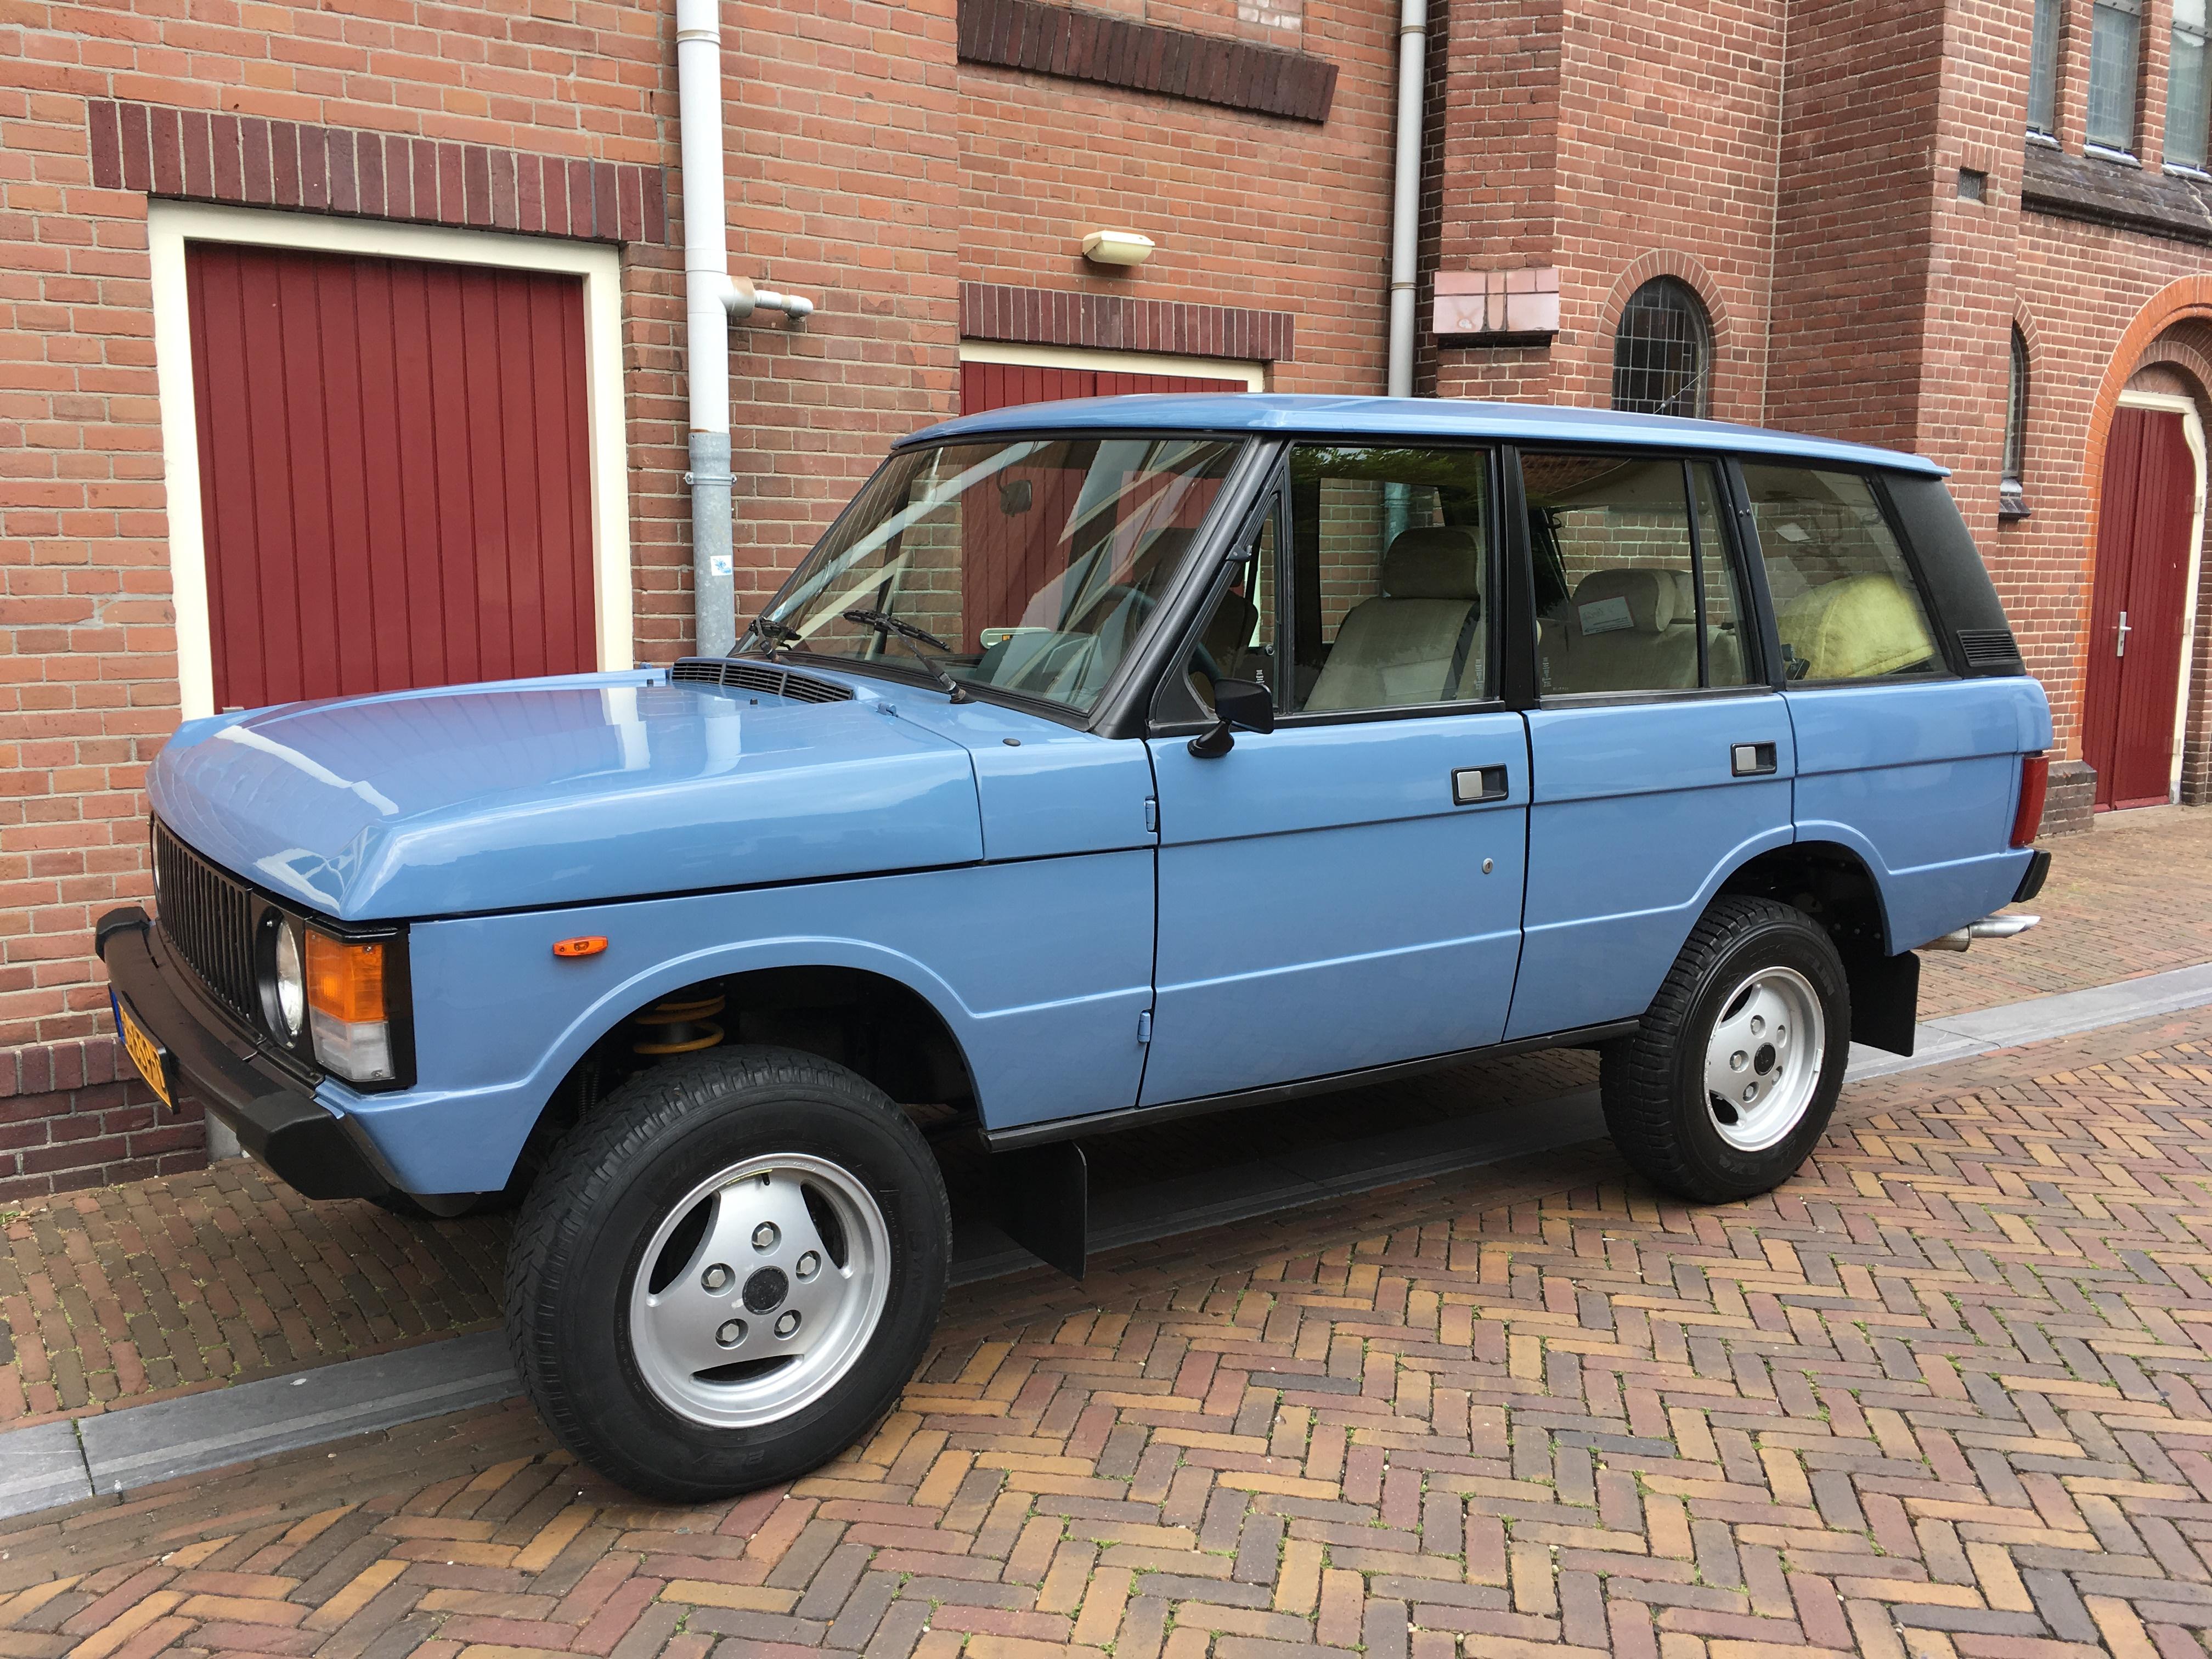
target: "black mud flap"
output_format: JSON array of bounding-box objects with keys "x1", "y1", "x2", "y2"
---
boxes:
[
  {"x1": 2013, "y1": 848, "x2": 2052, "y2": 905},
  {"x1": 1844, "y1": 946, "x2": 1920, "y2": 1058},
  {"x1": 990, "y1": 1141, "x2": 1087, "y2": 1279}
]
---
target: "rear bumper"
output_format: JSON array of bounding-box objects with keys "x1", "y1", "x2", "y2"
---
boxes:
[{"x1": 94, "y1": 907, "x2": 391, "y2": 1200}]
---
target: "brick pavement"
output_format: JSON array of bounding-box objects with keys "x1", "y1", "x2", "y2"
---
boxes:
[
  {"x1": 5, "y1": 1006, "x2": 2212, "y2": 1659},
  {"x1": 1916, "y1": 805, "x2": 2212, "y2": 1018},
  {"x1": 2, "y1": 805, "x2": 2206, "y2": 1431}
]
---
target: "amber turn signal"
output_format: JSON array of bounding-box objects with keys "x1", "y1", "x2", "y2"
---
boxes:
[
  {"x1": 307, "y1": 933, "x2": 386, "y2": 1023},
  {"x1": 554, "y1": 936, "x2": 608, "y2": 958},
  {"x1": 303, "y1": 932, "x2": 396, "y2": 1083}
]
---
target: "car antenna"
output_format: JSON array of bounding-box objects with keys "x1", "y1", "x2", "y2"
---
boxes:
[{"x1": 842, "y1": 609, "x2": 970, "y2": 702}]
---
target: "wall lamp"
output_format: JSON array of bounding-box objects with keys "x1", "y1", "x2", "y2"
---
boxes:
[{"x1": 1082, "y1": 230, "x2": 1155, "y2": 267}]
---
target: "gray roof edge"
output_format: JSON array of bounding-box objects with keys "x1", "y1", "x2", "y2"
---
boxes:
[{"x1": 906, "y1": 393, "x2": 1949, "y2": 476}]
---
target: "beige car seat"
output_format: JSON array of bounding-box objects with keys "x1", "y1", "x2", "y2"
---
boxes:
[
  {"x1": 1305, "y1": 526, "x2": 1485, "y2": 712},
  {"x1": 1545, "y1": 568, "x2": 1701, "y2": 693},
  {"x1": 1775, "y1": 572, "x2": 1936, "y2": 680}
]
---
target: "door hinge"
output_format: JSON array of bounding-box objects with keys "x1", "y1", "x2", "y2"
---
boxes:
[
  {"x1": 1137, "y1": 1011, "x2": 1153, "y2": 1045},
  {"x1": 1144, "y1": 797, "x2": 1158, "y2": 833}
]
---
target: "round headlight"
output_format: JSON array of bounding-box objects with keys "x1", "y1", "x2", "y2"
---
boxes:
[{"x1": 272, "y1": 921, "x2": 306, "y2": 1039}]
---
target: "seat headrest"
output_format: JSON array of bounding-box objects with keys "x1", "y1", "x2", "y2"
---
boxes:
[
  {"x1": 1382, "y1": 526, "x2": 1483, "y2": 600},
  {"x1": 1570, "y1": 568, "x2": 1684, "y2": 636}
]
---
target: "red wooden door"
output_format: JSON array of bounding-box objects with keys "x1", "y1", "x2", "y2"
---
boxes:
[
  {"x1": 959, "y1": 360, "x2": 1248, "y2": 414},
  {"x1": 2085, "y1": 407, "x2": 2198, "y2": 808},
  {"x1": 188, "y1": 243, "x2": 595, "y2": 710}
]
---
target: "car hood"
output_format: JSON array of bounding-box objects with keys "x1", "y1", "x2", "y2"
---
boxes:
[{"x1": 148, "y1": 672, "x2": 984, "y2": 920}]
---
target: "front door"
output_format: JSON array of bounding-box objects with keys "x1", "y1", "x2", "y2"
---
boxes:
[
  {"x1": 2085, "y1": 405, "x2": 2199, "y2": 809},
  {"x1": 1142, "y1": 442, "x2": 1528, "y2": 1105},
  {"x1": 1508, "y1": 450, "x2": 1794, "y2": 1040}
]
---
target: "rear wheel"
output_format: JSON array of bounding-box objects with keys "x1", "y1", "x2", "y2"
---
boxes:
[
  {"x1": 505, "y1": 1045, "x2": 949, "y2": 1500},
  {"x1": 1601, "y1": 896, "x2": 1849, "y2": 1203}
]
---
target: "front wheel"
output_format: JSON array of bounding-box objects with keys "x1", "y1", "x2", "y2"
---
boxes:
[
  {"x1": 1601, "y1": 896, "x2": 1850, "y2": 1203},
  {"x1": 504, "y1": 1046, "x2": 949, "y2": 1500}
]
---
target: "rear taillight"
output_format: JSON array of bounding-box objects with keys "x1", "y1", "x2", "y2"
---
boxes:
[{"x1": 2010, "y1": 753, "x2": 2049, "y2": 848}]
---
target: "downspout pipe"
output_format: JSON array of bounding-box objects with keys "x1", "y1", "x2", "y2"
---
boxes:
[
  {"x1": 1385, "y1": 0, "x2": 1426, "y2": 400},
  {"x1": 675, "y1": 0, "x2": 814, "y2": 658}
]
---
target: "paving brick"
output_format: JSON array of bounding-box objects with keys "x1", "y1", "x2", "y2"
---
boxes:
[{"x1": 12, "y1": 981, "x2": 2212, "y2": 1659}]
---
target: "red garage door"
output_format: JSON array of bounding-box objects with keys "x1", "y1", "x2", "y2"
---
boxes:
[
  {"x1": 960, "y1": 360, "x2": 1248, "y2": 414},
  {"x1": 187, "y1": 243, "x2": 595, "y2": 710}
]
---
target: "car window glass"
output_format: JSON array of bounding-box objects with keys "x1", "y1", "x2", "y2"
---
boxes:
[
  {"x1": 1738, "y1": 464, "x2": 1941, "y2": 682},
  {"x1": 1525, "y1": 453, "x2": 1745, "y2": 695},
  {"x1": 1183, "y1": 509, "x2": 1278, "y2": 718},
  {"x1": 1283, "y1": 445, "x2": 1491, "y2": 714},
  {"x1": 760, "y1": 436, "x2": 1242, "y2": 714}
]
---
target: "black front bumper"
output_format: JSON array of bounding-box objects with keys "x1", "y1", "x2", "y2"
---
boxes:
[{"x1": 95, "y1": 908, "x2": 391, "y2": 1200}]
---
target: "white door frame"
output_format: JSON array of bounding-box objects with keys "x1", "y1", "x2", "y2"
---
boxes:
[
  {"x1": 956, "y1": 338, "x2": 1266, "y2": 391},
  {"x1": 2115, "y1": 389, "x2": 2207, "y2": 802},
  {"x1": 147, "y1": 201, "x2": 633, "y2": 719}
]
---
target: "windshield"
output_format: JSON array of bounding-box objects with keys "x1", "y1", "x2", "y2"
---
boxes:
[{"x1": 753, "y1": 434, "x2": 1246, "y2": 713}]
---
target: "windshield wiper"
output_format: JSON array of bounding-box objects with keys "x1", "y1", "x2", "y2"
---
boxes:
[
  {"x1": 742, "y1": 617, "x2": 803, "y2": 659},
  {"x1": 842, "y1": 608, "x2": 970, "y2": 702}
]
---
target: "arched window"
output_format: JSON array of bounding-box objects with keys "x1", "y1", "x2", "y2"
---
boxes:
[
  {"x1": 1611, "y1": 278, "x2": 1711, "y2": 419},
  {"x1": 2002, "y1": 326, "x2": 2030, "y2": 518}
]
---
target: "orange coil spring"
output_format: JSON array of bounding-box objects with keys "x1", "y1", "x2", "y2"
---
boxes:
[{"x1": 632, "y1": 994, "x2": 726, "y2": 1056}]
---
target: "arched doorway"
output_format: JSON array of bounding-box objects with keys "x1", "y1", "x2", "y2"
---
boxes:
[{"x1": 2084, "y1": 384, "x2": 2207, "y2": 809}]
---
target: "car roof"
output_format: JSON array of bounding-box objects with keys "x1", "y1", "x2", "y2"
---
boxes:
[{"x1": 906, "y1": 393, "x2": 1948, "y2": 476}]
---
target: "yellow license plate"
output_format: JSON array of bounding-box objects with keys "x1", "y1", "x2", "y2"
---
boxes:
[{"x1": 114, "y1": 997, "x2": 175, "y2": 1111}]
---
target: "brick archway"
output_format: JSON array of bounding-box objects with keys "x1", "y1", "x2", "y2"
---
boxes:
[
  {"x1": 2079, "y1": 280, "x2": 2212, "y2": 805},
  {"x1": 2079, "y1": 278, "x2": 2212, "y2": 613}
]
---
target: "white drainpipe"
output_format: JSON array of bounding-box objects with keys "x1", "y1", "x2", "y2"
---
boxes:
[
  {"x1": 675, "y1": 0, "x2": 814, "y2": 657},
  {"x1": 1385, "y1": 0, "x2": 1427, "y2": 399}
]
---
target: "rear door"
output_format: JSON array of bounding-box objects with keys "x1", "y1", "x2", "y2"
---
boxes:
[
  {"x1": 1745, "y1": 461, "x2": 2034, "y2": 948},
  {"x1": 1506, "y1": 449, "x2": 1794, "y2": 1040},
  {"x1": 1142, "y1": 442, "x2": 1528, "y2": 1104}
]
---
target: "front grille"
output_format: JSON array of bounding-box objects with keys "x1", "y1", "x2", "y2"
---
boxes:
[
  {"x1": 152, "y1": 821, "x2": 258, "y2": 1022},
  {"x1": 670, "y1": 657, "x2": 856, "y2": 704},
  {"x1": 1956, "y1": 627, "x2": 2022, "y2": 668}
]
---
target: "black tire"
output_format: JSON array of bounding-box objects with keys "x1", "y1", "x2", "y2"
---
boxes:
[
  {"x1": 1601, "y1": 896, "x2": 1850, "y2": 1203},
  {"x1": 504, "y1": 1045, "x2": 949, "y2": 1501}
]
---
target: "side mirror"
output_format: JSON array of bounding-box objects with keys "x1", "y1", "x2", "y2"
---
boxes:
[{"x1": 1188, "y1": 678, "x2": 1276, "y2": 758}]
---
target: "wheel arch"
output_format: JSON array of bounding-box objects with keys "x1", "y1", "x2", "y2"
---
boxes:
[
  {"x1": 501, "y1": 947, "x2": 984, "y2": 1199},
  {"x1": 1713, "y1": 838, "x2": 1918, "y2": 1055}
]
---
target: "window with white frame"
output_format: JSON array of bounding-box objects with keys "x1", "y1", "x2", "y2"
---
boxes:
[
  {"x1": 2087, "y1": 0, "x2": 2143, "y2": 154},
  {"x1": 2029, "y1": 0, "x2": 2062, "y2": 136},
  {"x1": 2171, "y1": 0, "x2": 2210, "y2": 170}
]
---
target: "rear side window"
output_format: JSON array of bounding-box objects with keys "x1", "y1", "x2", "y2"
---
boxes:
[{"x1": 1739, "y1": 464, "x2": 1942, "y2": 682}]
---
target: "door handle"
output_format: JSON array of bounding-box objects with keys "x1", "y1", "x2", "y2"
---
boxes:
[
  {"x1": 2117, "y1": 610, "x2": 2131, "y2": 658},
  {"x1": 1452, "y1": 765, "x2": 1510, "y2": 804},
  {"x1": 1731, "y1": 742, "x2": 1778, "y2": 777}
]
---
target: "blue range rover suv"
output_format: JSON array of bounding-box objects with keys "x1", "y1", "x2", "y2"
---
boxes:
[{"x1": 98, "y1": 396, "x2": 2052, "y2": 1499}]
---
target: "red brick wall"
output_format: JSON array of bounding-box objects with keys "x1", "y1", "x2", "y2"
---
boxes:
[
  {"x1": 1423, "y1": 0, "x2": 1784, "y2": 420},
  {"x1": 0, "y1": 1037, "x2": 204, "y2": 1205}
]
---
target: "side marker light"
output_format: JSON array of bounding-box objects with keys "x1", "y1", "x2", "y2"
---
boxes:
[{"x1": 554, "y1": 936, "x2": 608, "y2": 958}]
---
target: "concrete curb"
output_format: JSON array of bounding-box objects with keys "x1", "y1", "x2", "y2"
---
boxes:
[{"x1": 3, "y1": 957, "x2": 2208, "y2": 1522}]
